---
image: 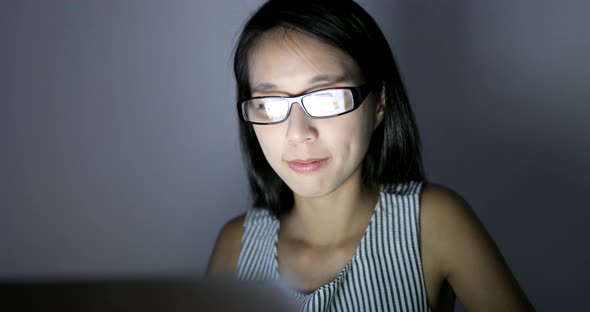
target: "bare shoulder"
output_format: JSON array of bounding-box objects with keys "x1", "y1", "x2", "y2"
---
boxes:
[
  {"x1": 420, "y1": 183, "x2": 471, "y2": 230},
  {"x1": 420, "y1": 183, "x2": 481, "y2": 250},
  {"x1": 206, "y1": 213, "x2": 246, "y2": 276},
  {"x1": 420, "y1": 183, "x2": 534, "y2": 311}
]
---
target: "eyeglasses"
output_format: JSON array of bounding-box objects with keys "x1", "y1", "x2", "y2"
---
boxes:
[{"x1": 238, "y1": 85, "x2": 372, "y2": 125}]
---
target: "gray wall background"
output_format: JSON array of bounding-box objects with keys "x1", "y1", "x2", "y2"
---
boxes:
[{"x1": 2, "y1": 0, "x2": 589, "y2": 310}]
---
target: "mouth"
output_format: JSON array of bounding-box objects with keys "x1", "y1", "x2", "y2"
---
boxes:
[{"x1": 286, "y1": 158, "x2": 329, "y2": 173}]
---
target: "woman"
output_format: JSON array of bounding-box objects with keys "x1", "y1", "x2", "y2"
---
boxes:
[{"x1": 208, "y1": 1, "x2": 534, "y2": 311}]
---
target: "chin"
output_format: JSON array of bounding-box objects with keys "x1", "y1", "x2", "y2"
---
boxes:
[
  {"x1": 284, "y1": 178, "x2": 339, "y2": 199},
  {"x1": 291, "y1": 190, "x2": 330, "y2": 200}
]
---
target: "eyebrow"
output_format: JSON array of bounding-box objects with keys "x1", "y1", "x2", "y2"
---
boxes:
[{"x1": 251, "y1": 74, "x2": 349, "y2": 93}]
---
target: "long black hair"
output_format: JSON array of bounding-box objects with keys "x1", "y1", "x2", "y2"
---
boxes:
[{"x1": 234, "y1": 0, "x2": 425, "y2": 217}]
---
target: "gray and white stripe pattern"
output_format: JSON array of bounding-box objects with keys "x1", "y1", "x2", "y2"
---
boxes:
[{"x1": 236, "y1": 181, "x2": 430, "y2": 311}]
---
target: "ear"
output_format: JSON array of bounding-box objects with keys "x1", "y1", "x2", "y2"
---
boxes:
[{"x1": 374, "y1": 82, "x2": 386, "y2": 130}]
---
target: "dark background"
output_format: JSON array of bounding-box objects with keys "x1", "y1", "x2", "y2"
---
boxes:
[{"x1": 2, "y1": 0, "x2": 589, "y2": 310}]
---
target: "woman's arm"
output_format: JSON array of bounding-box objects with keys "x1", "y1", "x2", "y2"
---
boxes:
[
  {"x1": 421, "y1": 184, "x2": 534, "y2": 311},
  {"x1": 206, "y1": 214, "x2": 245, "y2": 276}
]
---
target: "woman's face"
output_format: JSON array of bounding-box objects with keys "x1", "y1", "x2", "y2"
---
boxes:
[{"x1": 248, "y1": 31, "x2": 384, "y2": 198}]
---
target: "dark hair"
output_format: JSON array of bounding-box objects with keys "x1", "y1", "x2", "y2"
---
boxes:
[{"x1": 234, "y1": 0, "x2": 425, "y2": 217}]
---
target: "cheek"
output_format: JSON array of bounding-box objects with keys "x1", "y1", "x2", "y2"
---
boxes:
[
  {"x1": 334, "y1": 108, "x2": 376, "y2": 153},
  {"x1": 321, "y1": 121, "x2": 372, "y2": 164},
  {"x1": 355, "y1": 105, "x2": 378, "y2": 151},
  {"x1": 253, "y1": 126, "x2": 283, "y2": 162}
]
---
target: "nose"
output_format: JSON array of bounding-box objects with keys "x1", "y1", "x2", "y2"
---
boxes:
[{"x1": 285, "y1": 102, "x2": 317, "y2": 144}]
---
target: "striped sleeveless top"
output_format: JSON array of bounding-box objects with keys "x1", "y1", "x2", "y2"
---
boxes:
[{"x1": 236, "y1": 181, "x2": 431, "y2": 311}]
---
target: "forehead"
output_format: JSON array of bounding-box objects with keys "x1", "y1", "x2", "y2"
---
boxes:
[{"x1": 248, "y1": 30, "x2": 363, "y2": 93}]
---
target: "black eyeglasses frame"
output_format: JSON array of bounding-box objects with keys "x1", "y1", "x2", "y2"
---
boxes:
[{"x1": 237, "y1": 84, "x2": 373, "y2": 125}]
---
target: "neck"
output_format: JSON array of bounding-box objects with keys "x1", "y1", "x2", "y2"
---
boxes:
[{"x1": 283, "y1": 174, "x2": 380, "y2": 246}]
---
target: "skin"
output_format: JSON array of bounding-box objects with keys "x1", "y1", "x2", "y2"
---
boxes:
[{"x1": 208, "y1": 30, "x2": 534, "y2": 311}]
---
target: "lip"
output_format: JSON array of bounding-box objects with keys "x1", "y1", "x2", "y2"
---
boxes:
[{"x1": 286, "y1": 158, "x2": 328, "y2": 173}]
